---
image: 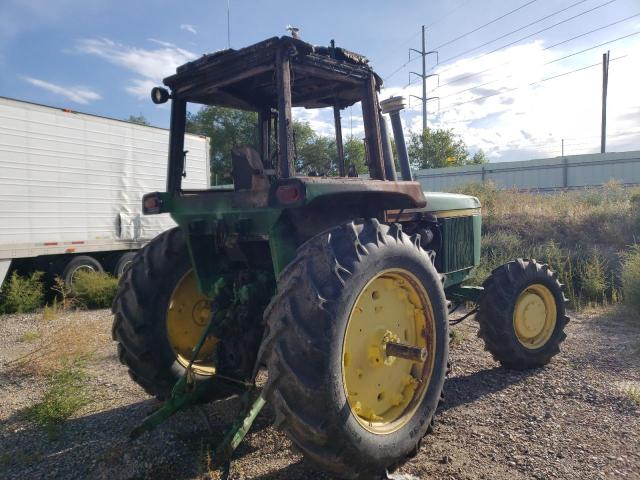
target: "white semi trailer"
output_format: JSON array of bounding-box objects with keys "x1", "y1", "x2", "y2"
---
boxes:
[{"x1": 0, "y1": 96, "x2": 210, "y2": 287}]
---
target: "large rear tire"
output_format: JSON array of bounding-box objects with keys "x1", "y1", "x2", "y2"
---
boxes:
[
  {"x1": 477, "y1": 258, "x2": 569, "y2": 370},
  {"x1": 262, "y1": 219, "x2": 449, "y2": 479},
  {"x1": 111, "y1": 228, "x2": 226, "y2": 399}
]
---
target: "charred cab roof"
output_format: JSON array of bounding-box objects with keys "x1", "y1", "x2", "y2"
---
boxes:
[{"x1": 162, "y1": 36, "x2": 383, "y2": 111}]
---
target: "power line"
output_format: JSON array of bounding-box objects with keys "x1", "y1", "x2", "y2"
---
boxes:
[
  {"x1": 434, "y1": 12, "x2": 640, "y2": 89},
  {"x1": 384, "y1": 58, "x2": 414, "y2": 83},
  {"x1": 434, "y1": 0, "x2": 589, "y2": 66},
  {"x1": 436, "y1": 0, "x2": 620, "y2": 72},
  {"x1": 426, "y1": 0, "x2": 475, "y2": 30},
  {"x1": 437, "y1": 30, "x2": 640, "y2": 101},
  {"x1": 434, "y1": 54, "x2": 628, "y2": 113},
  {"x1": 384, "y1": 0, "x2": 538, "y2": 81},
  {"x1": 432, "y1": 0, "x2": 539, "y2": 50},
  {"x1": 384, "y1": 0, "x2": 474, "y2": 60},
  {"x1": 383, "y1": 0, "x2": 619, "y2": 85}
]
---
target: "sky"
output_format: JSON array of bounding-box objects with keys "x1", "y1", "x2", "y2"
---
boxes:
[{"x1": 1, "y1": 0, "x2": 639, "y2": 162}]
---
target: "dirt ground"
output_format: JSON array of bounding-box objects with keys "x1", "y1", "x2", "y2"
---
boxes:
[{"x1": 0, "y1": 306, "x2": 638, "y2": 480}]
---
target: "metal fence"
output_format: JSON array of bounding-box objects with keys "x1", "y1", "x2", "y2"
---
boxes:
[{"x1": 414, "y1": 151, "x2": 640, "y2": 191}]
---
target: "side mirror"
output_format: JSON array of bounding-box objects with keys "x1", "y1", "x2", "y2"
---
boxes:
[{"x1": 151, "y1": 87, "x2": 170, "y2": 104}]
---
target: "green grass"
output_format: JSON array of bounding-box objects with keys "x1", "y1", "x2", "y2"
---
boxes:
[
  {"x1": 19, "y1": 330, "x2": 41, "y2": 343},
  {"x1": 0, "y1": 451, "x2": 43, "y2": 473},
  {"x1": 622, "y1": 245, "x2": 640, "y2": 315},
  {"x1": 72, "y1": 270, "x2": 119, "y2": 309},
  {"x1": 0, "y1": 271, "x2": 45, "y2": 314},
  {"x1": 23, "y1": 360, "x2": 92, "y2": 437},
  {"x1": 450, "y1": 329, "x2": 466, "y2": 347},
  {"x1": 623, "y1": 385, "x2": 640, "y2": 406}
]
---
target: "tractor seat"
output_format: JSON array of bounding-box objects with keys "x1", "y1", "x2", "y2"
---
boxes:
[{"x1": 231, "y1": 146, "x2": 270, "y2": 191}]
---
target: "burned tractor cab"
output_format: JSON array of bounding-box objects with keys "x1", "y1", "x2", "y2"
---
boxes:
[{"x1": 144, "y1": 36, "x2": 430, "y2": 289}]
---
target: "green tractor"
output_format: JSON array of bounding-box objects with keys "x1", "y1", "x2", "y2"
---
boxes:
[{"x1": 112, "y1": 36, "x2": 569, "y2": 479}]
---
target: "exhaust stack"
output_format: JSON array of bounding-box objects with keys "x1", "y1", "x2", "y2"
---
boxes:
[{"x1": 380, "y1": 96, "x2": 412, "y2": 181}]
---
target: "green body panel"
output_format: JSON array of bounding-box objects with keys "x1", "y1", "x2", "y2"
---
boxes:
[
  {"x1": 157, "y1": 186, "x2": 482, "y2": 296},
  {"x1": 472, "y1": 214, "x2": 482, "y2": 266},
  {"x1": 423, "y1": 193, "x2": 482, "y2": 289},
  {"x1": 422, "y1": 191, "x2": 481, "y2": 211}
]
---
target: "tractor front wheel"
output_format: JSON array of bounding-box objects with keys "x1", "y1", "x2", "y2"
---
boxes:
[
  {"x1": 262, "y1": 219, "x2": 449, "y2": 479},
  {"x1": 477, "y1": 258, "x2": 569, "y2": 370}
]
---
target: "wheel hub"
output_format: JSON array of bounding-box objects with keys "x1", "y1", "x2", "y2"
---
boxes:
[
  {"x1": 166, "y1": 270, "x2": 217, "y2": 375},
  {"x1": 513, "y1": 284, "x2": 557, "y2": 349},
  {"x1": 342, "y1": 269, "x2": 435, "y2": 434}
]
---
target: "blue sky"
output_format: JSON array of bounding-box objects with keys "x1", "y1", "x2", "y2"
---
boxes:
[{"x1": 1, "y1": 0, "x2": 639, "y2": 161}]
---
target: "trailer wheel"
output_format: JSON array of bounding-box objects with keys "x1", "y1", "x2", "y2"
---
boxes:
[
  {"x1": 262, "y1": 219, "x2": 448, "y2": 479},
  {"x1": 113, "y1": 251, "x2": 137, "y2": 277},
  {"x1": 477, "y1": 259, "x2": 569, "y2": 370},
  {"x1": 62, "y1": 255, "x2": 103, "y2": 286}
]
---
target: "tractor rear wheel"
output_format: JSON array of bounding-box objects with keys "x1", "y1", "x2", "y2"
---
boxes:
[
  {"x1": 111, "y1": 228, "x2": 224, "y2": 399},
  {"x1": 477, "y1": 258, "x2": 569, "y2": 370},
  {"x1": 262, "y1": 219, "x2": 449, "y2": 479}
]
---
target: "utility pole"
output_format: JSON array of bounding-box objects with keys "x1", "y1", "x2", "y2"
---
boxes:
[
  {"x1": 226, "y1": 0, "x2": 231, "y2": 48},
  {"x1": 601, "y1": 50, "x2": 610, "y2": 153},
  {"x1": 409, "y1": 25, "x2": 439, "y2": 133}
]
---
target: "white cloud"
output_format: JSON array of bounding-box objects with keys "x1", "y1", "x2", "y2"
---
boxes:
[
  {"x1": 381, "y1": 38, "x2": 640, "y2": 161},
  {"x1": 125, "y1": 78, "x2": 158, "y2": 99},
  {"x1": 180, "y1": 24, "x2": 197, "y2": 35},
  {"x1": 293, "y1": 107, "x2": 335, "y2": 137},
  {"x1": 23, "y1": 76, "x2": 101, "y2": 104},
  {"x1": 75, "y1": 37, "x2": 198, "y2": 99}
]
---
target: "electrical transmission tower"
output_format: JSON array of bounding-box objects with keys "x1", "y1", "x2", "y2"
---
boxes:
[{"x1": 409, "y1": 25, "x2": 440, "y2": 133}]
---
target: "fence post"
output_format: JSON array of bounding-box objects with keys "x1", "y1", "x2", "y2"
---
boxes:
[
  {"x1": 481, "y1": 166, "x2": 486, "y2": 183},
  {"x1": 562, "y1": 156, "x2": 568, "y2": 188}
]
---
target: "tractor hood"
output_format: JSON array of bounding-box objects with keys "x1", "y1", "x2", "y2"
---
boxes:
[{"x1": 423, "y1": 192, "x2": 481, "y2": 212}]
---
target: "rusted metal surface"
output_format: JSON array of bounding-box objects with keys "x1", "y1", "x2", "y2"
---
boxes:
[
  {"x1": 162, "y1": 36, "x2": 382, "y2": 112},
  {"x1": 276, "y1": 45, "x2": 294, "y2": 178},
  {"x1": 299, "y1": 177, "x2": 425, "y2": 207},
  {"x1": 258, "y1": 108, "x2": 271, "y2": 169},
  {"x1": 334, "y1": 105, "x2": 345, "y2": 176},
  {"x1": 361, "y1": 75, "x2": 386, "y2": 181},
  {"x1": 385, "y1": 341, "x2": 427, "y2": 363},
  {"x1": 173, "y1": 177, "x2": 426, "y2": 213}
]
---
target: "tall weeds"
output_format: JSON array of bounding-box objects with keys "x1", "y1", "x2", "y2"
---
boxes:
[{"x1": 455, "y1": 182, "x2": 640, "y2": 309}]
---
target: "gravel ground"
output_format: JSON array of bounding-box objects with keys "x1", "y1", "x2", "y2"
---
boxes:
[{"x1": 0, "y1": 306, "x2": 638, "y2": 480}]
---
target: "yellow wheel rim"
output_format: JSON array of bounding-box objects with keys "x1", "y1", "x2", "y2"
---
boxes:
[
  {"x1": 342, "y1": 268, "x2": 436, "y2": 434},
  {"x1": 512, "y1": 283, "x2": 557, "y2": 350},
  {"x1": 166, "y1": 269, "x2": 217, "y2": 375}
]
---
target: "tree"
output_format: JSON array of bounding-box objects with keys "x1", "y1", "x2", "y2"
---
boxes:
[
  {"x1": 125, "y1": 114, "x2": 150, "y2": 126},
  {"x1": 185, "y1": 105, "x2": 370, "y2": 182},
  {"x1": 343, "y1": 137, "x2": 367, "y2": 175},
  {"x1": 186, "y1": 106, "x2": 258, "y2": 185},
  {"x1": 407, "y1": 128, "x2": 486, "y2": 169},
  {"x1": 293, "y1": 121, "x2": 339, "y2": 175}
]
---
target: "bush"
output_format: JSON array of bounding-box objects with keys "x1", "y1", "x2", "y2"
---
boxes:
[
  {"x1": 23, "y1": 360, "x2": 91, "y2": 436},
  {"x1": 0, "y1": 271, "x2": 45, "y2": 314},
  {"x1": 622, "y1": 245, "x2": 640, "y2": 313},
  {"x1": 579, "y1": 253, "x2": 608, "y2": 303},
  {"x1": 72, "y1": 270, "x2": 118, "y2": 309}
]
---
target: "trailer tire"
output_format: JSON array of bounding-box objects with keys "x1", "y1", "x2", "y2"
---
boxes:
[
  {"x1": 262, "y1": 219, "x2": 449, "y2": 479},
  {"x1": 113, "y1": 251, "x2": 137, "y2": 278},
  {"x1": 62, "y1": 255, "x2": 103, "y2": 286}
]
